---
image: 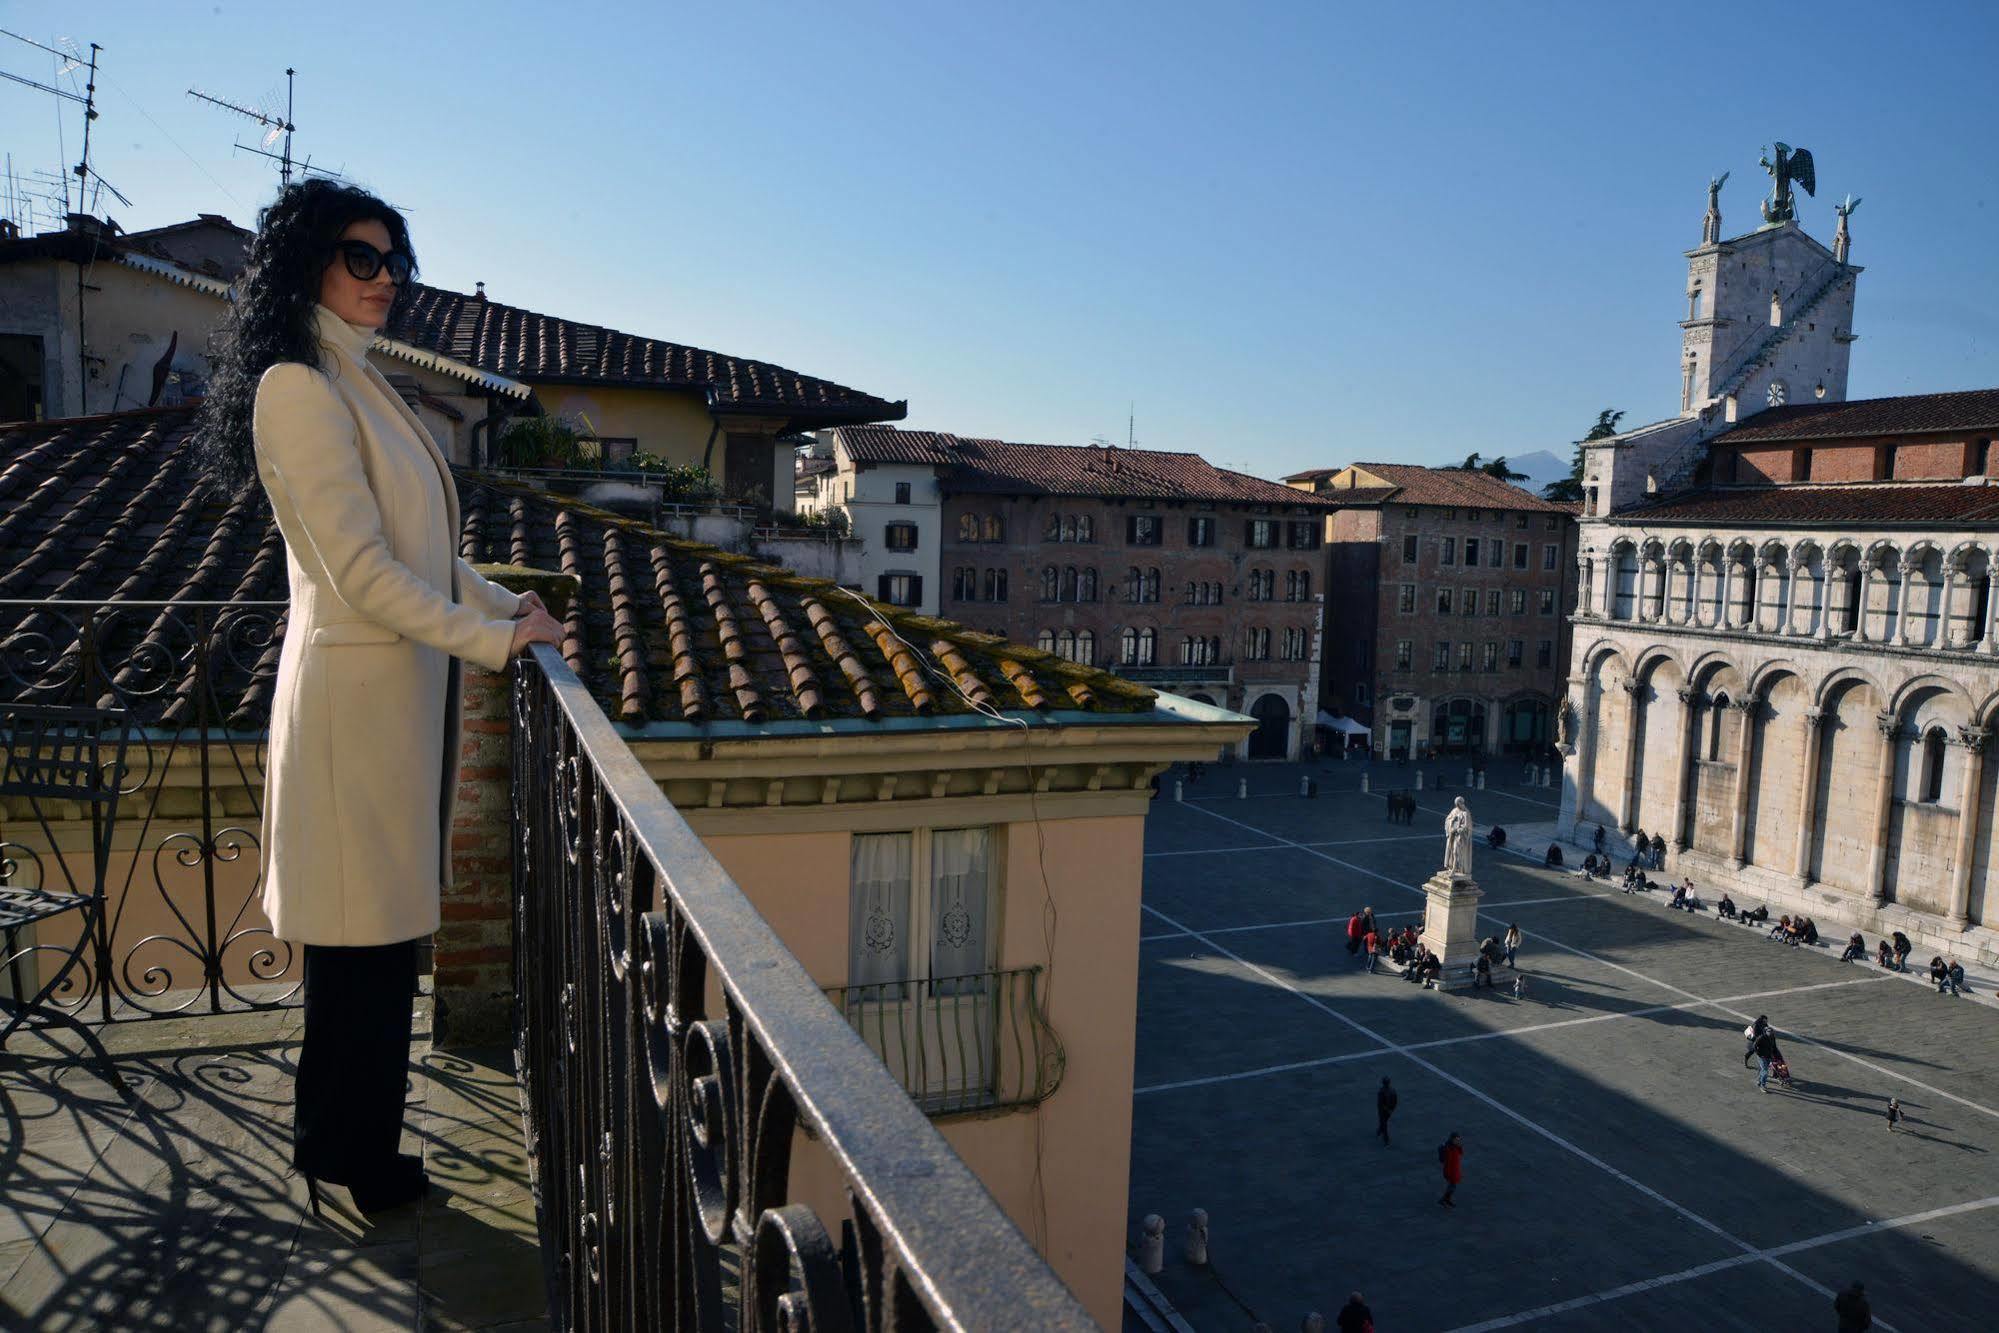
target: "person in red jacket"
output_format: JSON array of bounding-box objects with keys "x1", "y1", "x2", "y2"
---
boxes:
[{"x1": 1439, "y1": 1131, "x2": 1464, "y2": 1207}]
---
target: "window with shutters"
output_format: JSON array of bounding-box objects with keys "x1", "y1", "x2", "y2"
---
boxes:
[{"x1": 885, "y1": 522, "x2": 919, "y2": 551}]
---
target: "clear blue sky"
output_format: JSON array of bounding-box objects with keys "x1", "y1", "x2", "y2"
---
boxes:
[{"x1": 5, "y1": 0, "x2": 1996, "y2": 478}]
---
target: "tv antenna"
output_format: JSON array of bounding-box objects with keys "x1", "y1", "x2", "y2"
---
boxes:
[
  {"x1": 0, "y1": 29, "x2": 130, "y2": 219},
  {"x1": 188, "y1": 66, "x2": 343, "y2": 187}
]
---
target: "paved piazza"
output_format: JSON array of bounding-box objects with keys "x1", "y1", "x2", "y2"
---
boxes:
[{"x1": 1130, "y1": 760, "x2": 1999, "y2": 1332}]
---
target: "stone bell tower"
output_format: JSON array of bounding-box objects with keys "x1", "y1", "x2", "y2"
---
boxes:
[{"x1": 1678, "y1": 164, "x2": 1860, "y2": 422}]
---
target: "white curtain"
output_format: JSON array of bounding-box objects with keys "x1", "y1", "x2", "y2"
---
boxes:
[
  {"x1": 929, "y1": 828, "x2": 991, "y2": 993},
  {"x1": 848, "y1": 833, "x2": 912, "y2": 993}
]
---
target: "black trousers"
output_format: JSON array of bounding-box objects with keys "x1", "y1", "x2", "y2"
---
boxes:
[{"x1": 293, "y1": 937, "x2": 419, "y2": 1182}]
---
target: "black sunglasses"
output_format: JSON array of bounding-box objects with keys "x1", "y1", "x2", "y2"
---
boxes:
[{"x1": 331, "y1": 238, "x2": 413, "y2": 285}]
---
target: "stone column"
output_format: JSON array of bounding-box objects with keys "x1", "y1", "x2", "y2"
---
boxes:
[
  {"x1": 1689, "y1": 559, "x2": 1706, "y2": 627},
  {"x1": 1938, "y1": 560, "x2": 1960, "y2": 648},
  {"x1": 1947, "y1": 726, "x2": 1989, "y2": 928},
  {"x1": 1855, "y1": 558, "x2": 1878, "y2": 643},
  {"x1": 1779, "y1": 557, "x2": 1805, "y2": 636},
  {"x1": 1817, "y1": 563, "x2": 1838, "y2": 642},
  {"x1": 1559, "y1": 678, "x2": 1591, "y2": 829},
  {"x1": 1893, "y1": 562, "x2": 1918, "y2": 645},
  {"x1": 1866, "y1": 710, "x2": 1901, "y2": 905},
  {"x1": 1619, "y1": 679, "x2": 1645, "y2": 833},
  {"x1": 1984, "y1": 546, "x2": 1999, "y2": 654},
  {"x1": 1792, "y1": 707, "x2": 1827, "y2": 884},
  {"x1": 1669, "y1": 686, "x2": 1702, "y2": 852},
  {"x1": 1718, "y1": 560, "x2": 1735, "y2": 629},
  {"x1": 1726, "y1": 694, "x2": 1760, "y2": 869}
]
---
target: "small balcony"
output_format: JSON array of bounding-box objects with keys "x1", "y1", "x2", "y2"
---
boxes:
[{"x1": 824, "y1": 967, "x2": 1064, "y2": 1117}]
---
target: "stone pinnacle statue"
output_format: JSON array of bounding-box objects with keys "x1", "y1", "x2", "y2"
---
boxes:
[
  {"x1": 1834, "y1": 194, "x2": 1862, "y2": 264},
  {"x1": 1759, "y1": 143, "x2": 1817, "y2": 225},
  {"x1": 1702, "y1": 170, "x2": 1728, "y2": 245},
  {"x1": 1444, "y1": 796, "x2": 1474, "y2": 878}
]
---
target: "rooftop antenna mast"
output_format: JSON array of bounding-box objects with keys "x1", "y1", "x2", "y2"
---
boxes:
[
  {"x1": 189, "y1": 66, "x2": 344, "y2": 187},
  {"x1": 0, "y1": 29, "x2": 130, "y2": 220}
]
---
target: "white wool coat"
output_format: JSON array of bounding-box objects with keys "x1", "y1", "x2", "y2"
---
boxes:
[{"x1": 251, "y1": 301, "x2": 522, "y2": 946}]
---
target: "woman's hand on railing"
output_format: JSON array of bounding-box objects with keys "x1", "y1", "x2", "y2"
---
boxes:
[{"x1": 508, "y1": 606, "x2": 564, "y2": 658}]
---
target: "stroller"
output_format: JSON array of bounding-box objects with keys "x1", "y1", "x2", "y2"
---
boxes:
[{"x1": 1767, "y1": 1056, "x2": 1795, "y2": 1090}]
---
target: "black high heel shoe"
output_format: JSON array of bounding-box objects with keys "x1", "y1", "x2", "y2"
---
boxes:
[{"x1": 346, "y1": 1156, "x2": 430, "y2": 1215}]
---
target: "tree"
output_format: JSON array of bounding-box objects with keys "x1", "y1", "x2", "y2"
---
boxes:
[
  {"x1": 1542, "y1": 409, "x2": 1624, "y2": 502},
  {"x1": 1459, "y1": 452, "x2": 1483, "y2": 471},
  {"x1": 1480, "y1": 456, "x2": 1528, "y2": 482}
]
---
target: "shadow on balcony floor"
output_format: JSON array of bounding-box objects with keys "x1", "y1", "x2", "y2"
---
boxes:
[{"x1": 0, "y1": 994, "x2": 549, "y2": 1332}]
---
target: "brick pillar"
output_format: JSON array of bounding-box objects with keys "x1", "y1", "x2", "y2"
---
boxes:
[{"x1": 435, "y1": 563, "x2": 577, "y2": 1049}]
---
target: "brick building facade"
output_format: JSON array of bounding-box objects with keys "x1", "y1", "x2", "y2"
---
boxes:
[
  {"x1": 1287, "y1": 463, "x2": 1578, "y2": 759},
  {"x1": 826, "y1": 427, "x2": 1333, "y2": 759}
]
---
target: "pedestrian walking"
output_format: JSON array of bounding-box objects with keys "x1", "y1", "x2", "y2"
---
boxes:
[
  {"x1": 1346, "y1": 911, "x2": 1363, "y2": 959},
  {"x1": 1511, "y1": 971, "x2": 1529, "y2": 1000},
  {"x1": 1833, "y1": 1280, "x2": 1872, "y2": 1332},
  {"x1": 1743, "y1": 1015, "x2": 1769, "y2": 1069},
  {"x1": 1438, "y1": 1131, "x2": 1464, "y2": 1206},
  {"x1": 1335, "y1": 1292, "x2": 1374, "y2": 1333},
  {"x1": 1364, "y1": 927, "x2": 1381, "y2": 974},
  {"x1": 1503, "y1": 923, "x2": 1522, "y2": 969},
  {"x1": 1752, "y1": 1027, "x2": 1783, "y2": 1092},
  {"x1": 1885, "y1": 1097, "x2": 1903, "y2": 1132},
  {"x1": 1375, "y1": 1077, "x2": 1397, "y2": 1145}
]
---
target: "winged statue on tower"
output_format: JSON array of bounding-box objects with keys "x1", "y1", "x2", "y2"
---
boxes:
[{"x1": 1759, "y1": 143, "x2": 1816, "y2": 225}]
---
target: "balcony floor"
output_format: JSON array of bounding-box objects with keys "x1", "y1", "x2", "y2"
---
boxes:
[{"x1": 1, "y1": 993, "x2": 548, "y2": 1331}]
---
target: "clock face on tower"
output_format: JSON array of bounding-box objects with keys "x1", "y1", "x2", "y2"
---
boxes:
[{"x1": 1767, "y1": 379, "x2": 1788, "y2": 407}]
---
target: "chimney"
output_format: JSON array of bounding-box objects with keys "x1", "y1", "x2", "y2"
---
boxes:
[
  {"x1": 64, "y1": 213, "x2": 121, "y2": 242},
  {"x1": 475, "y1": 281, "x2": 487, "y2": 302}
]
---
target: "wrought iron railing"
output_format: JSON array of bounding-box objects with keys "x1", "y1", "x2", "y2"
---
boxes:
[
  {"x1": 509, "y1": 643, "x2": 1092, "y2": 1330},
  {"x1": 823, "y1": 968, "x2": 1064, "y2": 1117},
  {"x1": 0, "y1": 599, "x2": 297, "y2": 1018}
]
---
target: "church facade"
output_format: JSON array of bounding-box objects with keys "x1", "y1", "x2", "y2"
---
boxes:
[{"x1": 1558, "y1": 159, "x2": 1999, "y2": 966}]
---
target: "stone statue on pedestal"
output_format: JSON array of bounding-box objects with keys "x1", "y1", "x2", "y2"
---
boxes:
[{"x1": 1444, "y1": 796, "x2": 1474, "y2": 878}]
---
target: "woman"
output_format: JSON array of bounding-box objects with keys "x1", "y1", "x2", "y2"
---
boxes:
[
  {"x1": 1503, "y1": 923, "x2": 1522, "y2": 969},
  {"x1": 195, "y1": 180, "x2": 563, "y2": 1216}
]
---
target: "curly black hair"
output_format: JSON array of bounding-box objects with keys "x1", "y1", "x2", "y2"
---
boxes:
[{"x1": 190, "y1": 179, "x2": 420, "y2": 500}]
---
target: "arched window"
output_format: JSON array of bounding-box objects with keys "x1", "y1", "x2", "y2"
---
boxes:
[
  {"x1": 1209, "y1": 636, "x2": 1221, "y2": 661},
  {"x1": 1044, "y1": 512, "x2": 1061, "y2": 541},
  {"x1": 1057, "y1": 630, "x2": 1076, "y2": 661},
  {"x1": 957, "y1": 513, "x2": 978, "y2": 541},
  {"x1": 1037, "y1": 629, "x2": 1055, "y2": 653},
  {"x1": 1125, "y1": 567, "x2": 1142, "y2": 602},
  {"x1": 1076, "y1": 515, "x2": 1093, "y2": 542},
  {"x1": 1076, "y1": 630, "x2": 1095, "y2": 666},
  {"x1": 1921, "y1": 727, "x2": 1948, "y2": 804},
  {"x1": 982, "y1": 514, "x2": 1004, "y2": 542},
  {"x1": 1138, "y1": 628, "x2": 1156, "y2": 665},
  {"x1": 1080, "y1": 567, "x2": 1097, "y2": 602},
  {"x1": 1062, "y1": 566, "x2": 1079, "y2": 601},
  {"x1": 1185, "y1": 580, "x2": 1197, "y2": 603},
  {"x1": 1041, "y1": 565, "x2": 1059, "y2": 601},
  {"x1": 1060, "y1": 515, "x2": 1077, "y2": 542},
  {"x1": 1144, "y1": 568, "x2": 1160, "y2": 602},
  {"x1": 1707, "y1": 693, "x2": 1729, "y2": 761},
  {"x1": 1120, "y1": 628, "x2": 1139, "y2": 664},
  {"x1": 1844, "y1": 564, "x2": 1864, "y2": 633},
  {"x1": 1180, "y1": 636, "x2": 1195, "y2": 665},
  {"x1": 952, "y1": 567, "x2": 973, "y2": 600}
]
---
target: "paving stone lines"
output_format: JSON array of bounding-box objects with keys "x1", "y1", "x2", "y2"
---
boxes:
[
  {"x1": 1130, "y1": 766, "x2": 1999, "y2": 1332},
  {"x1": 1139, "y1": 895, "x2": 1859, "y2": 1325}
]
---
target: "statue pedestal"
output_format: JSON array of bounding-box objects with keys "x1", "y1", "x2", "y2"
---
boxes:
[{"x1": 1419, "y1": 870, "x2": 1485, "y2": 992}]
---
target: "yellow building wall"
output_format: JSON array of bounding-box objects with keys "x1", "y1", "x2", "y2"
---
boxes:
[
  {"x1": 702, "y1": 807, "x2": 1144, "y2": 1329},
  {"x1": 524, "y1": 382, "x2": 718, "y2": 465}
]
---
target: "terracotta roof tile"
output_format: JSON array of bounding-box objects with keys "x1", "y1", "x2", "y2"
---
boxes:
[
  {"x1": 1611, "y1": 482, "x2": 1999, "y2": 527},
  {"x1": 836, "y1": 426, "x2": 1333, "y2": 507},
  {"x1": 1710, "y1": 389, "x2": 1999, "y2": 445},
  {"x1": 387, "y1": 285, "x2": 907, "y2": 430},
  {"x1": 1320, "y1": 463, "x2": 1571, "y2": 513},
  {"x1": 0, "y1": 405, "x2": 1152, "y2": 730}
]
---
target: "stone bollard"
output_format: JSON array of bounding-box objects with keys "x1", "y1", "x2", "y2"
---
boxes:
[
  {"x1": 1300, "y1": 775, "x2": 1311, "y2": 797},
  {"x1": 1477, "y1": 770, "x2": 1487, "y2": 790},
  {"x1": 1527, "y1": 764, "x2": 1539, "y2": 787},
  {"x1": 1183, "y1": 1208, "x2": 1209, "y2": 1266},
  {"x1": 1238, "y1": 778, "x2": 1248, "y2": 799},
  {"x1": 1174, "y1": 780, "x2": 1184, "y2": 802},
  {"x1": 1302, "y1": 1316, "x2": 1325, "y2": 1333},
  {"x1": 1466, "y1": 767, "x2": 1474, "y2": 787},
  {"x1": 1415, "y1": 770, "x2": 1425, "y2": 791},
  {"x1": 1139, "y1": 1214, "x2": 1164, "y2": 1274},
  {"x1": 1542, "y1": 767, "x2": 1554, "y2": 789},
  {"x1": 1360, "y1": 772, "x2": 1370, "y2": 793}
]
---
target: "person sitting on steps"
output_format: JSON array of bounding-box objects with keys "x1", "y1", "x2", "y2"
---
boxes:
[
  {"x1": 1840, "y1": 932, "x2": 1865, "y2": 963},
  {"x1": 1718, "y1": 893, "x2": 1738, "y2": 921}
]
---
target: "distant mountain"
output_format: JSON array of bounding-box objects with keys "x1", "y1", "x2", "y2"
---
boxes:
[{"x1": 1501, "y1": 449, "x2": 1571, "y2": 496}]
